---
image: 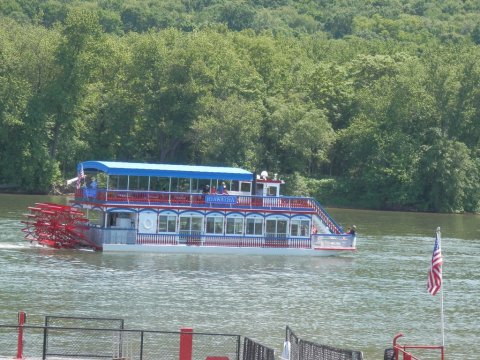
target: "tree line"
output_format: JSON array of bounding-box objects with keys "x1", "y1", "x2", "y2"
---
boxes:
[{"x1": 0, "y1": 2, "x2": 479, "y2": 213}]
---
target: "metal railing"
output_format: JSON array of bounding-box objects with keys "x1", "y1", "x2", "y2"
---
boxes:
[
  {"x1": 92, "y1": 228, "x2": 355, "y2": 250},
  {"x1": 0, "y1": 324, "x2": 241, "y2": 360},
  {"x1": 243, "y1": 337, "x2": 275, "y2": 360},
  {"x1": 2, "y1": 314, "x2": 370, "y2": 360},
  {"x1": 285, "y1": 326, "x2": 363, "y2": 360},
  {"x1": 385, "y1": 333, "x2": 445, "y2": 360},
  {"x1": 75, "y1": 189, "x2": 314, "y2": 210}
]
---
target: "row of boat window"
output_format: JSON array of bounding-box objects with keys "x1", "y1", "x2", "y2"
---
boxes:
[
  {"x1": 148, "y1": 215, "x2": 311, "y2": 237},
  {"x1": 105, "y1": 175, "x2": 253, "y2": 193}
]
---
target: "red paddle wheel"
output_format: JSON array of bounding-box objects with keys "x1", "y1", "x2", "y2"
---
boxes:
[{"x1": 22, "y1": 203, "x2": 101, "y2": 250}]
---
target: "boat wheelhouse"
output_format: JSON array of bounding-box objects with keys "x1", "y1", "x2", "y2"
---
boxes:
[{"x1": 70, "y1": 161, "x2": 356, "y2": 256}]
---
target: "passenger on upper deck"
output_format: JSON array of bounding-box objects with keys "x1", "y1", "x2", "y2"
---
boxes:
[
  {"x1": 90, "y1": 177, "x2": 97, "y2": 189},
  {"x1": 202, "y1": 184, "x2": 210, "y2": 194},
  {"x1": 217, "y1": 182, "x2": 227, "y2": 194}
]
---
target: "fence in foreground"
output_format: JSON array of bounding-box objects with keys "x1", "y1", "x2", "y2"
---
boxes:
[
  {"x1": 0, "y1": 313, "x2": 277, "y2": 360},
  {"x1": 285, "y1": 325, "x2": 363, "y2": 360},
  {"x1": 1, "y1": 314, "x2": 367, "y2": 360},
  {"x1": 0, "y1": 324, "x2": 241, "y2": 359},
  {"x1": 243, "y1": 337, "x2": 275, "y2": 360}
]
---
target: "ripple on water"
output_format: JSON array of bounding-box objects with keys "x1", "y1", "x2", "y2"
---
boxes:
[{"x1": 0, "y1": 199, "x2": 479, "y2": 359}]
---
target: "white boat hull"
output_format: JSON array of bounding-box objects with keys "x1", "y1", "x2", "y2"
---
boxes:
[{"x1": 103, "y1": 244, "x2": 355, "y2": 256}]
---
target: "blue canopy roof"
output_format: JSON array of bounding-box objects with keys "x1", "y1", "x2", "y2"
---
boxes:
[{"x1": 79, "y1": 161, "x2": 253, "y2": 181}]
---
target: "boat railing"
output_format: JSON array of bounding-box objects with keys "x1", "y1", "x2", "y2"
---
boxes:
[
  {"x1": 100, "y1": 228, "x2": 137, "y2": 245},
  {"x1": 93, "y1": 228, "x2": 356, "y2": 250},
  {"x1": 101, "y1": 230, "x2": 315, "y2": 249},
  {"x1": 75, "y1": 188, "x2": 317, "y2": 211},
  {"x1": 386, "y1": 333, "x2": 445, "y2": 360},
  {"x1": 306, "y1": 198, "x2": 343, "y2": 234}
]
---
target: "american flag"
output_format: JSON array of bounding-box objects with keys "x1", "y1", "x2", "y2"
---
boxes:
[
  {"x1": 427, "y1": 230, "x2": 443, "y2": 296},
  {"x1": 76, "y1": 164, "x2": 85, "y2": 190}
]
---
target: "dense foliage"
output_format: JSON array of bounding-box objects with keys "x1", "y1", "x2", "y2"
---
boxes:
[{"x1": 0, "y1": 1, "x2": 479, "y2": 212}]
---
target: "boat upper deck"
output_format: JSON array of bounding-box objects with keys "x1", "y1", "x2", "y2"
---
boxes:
[{"x1": 73, "y1": 161, "x2": 344, "y2": 234}]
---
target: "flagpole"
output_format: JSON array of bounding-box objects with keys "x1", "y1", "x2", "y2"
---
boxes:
[{"x1": 437, "y1": 226, "x2": 445, "y2": 349}]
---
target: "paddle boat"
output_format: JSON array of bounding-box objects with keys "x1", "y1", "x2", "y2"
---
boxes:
[{"x1": 23, "y1": 161, "x2": 356, "y2": 256}]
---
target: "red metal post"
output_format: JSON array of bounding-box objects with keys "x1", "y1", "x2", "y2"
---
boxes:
[
  {"x1": 16, "y1": 311, "x2": 26, "y2": 359},
  {"x1": 179, "y1": 328, "x2": 193, "y2": 360},
  {"x1": 393, "y1": 333, "x2": 403, "y2": 360}
]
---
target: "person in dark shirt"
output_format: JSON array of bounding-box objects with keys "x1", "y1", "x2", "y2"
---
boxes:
[{"x1": 347, "y1": 225, "x2": 356, "y2": 236}]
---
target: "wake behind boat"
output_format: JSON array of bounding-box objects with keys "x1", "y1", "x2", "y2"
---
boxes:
[{"x1": 23, "y1": 161, "x2": 356, "y2": 256}]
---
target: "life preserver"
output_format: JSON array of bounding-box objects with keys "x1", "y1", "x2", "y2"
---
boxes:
[{"x1": 143, "y1": 218, "x2": 153, "y2": 230}]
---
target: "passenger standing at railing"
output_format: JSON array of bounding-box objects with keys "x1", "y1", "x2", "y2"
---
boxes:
[
  {"x1": 217, "y1": 182, "x2": 227, "y2": 194},
  {"x1": 202, "y1": 184, "x2": 210, "y2": 194},
  {"x1": 347, "y1": 225, "x2": 356, "y2": 236},
  {"x1": 90, "y1": 177, "x2": 97, "y2": 189},
  {"x1": 86, "y1": 177, "x2": 97, "y2": 198}
]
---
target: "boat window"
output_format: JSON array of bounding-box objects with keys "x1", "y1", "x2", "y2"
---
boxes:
[
  {"x1": 246, "y1": 218, "x2": 263, "y2": 235},
  {"x1": 230, "y1": 181, "x2": 239, "y2": 191},
  {"x1": 150, "y1": 177, "x2": 170, "y2": 192},
  {"x1": 110, "y1": 212, "x2": 134, "y2": 228},
  {"x1": 206, "y1": 216, "x2": 224, "y2": 234},
  {"x1": 268, "y1": 186, "x2": 277, "y2": 196},
  {"x1": 180, "y1": 215, "x2": 203, "y2": 235},
  {"x1": 172, "y1": 178, "x2": 190, "y2": 192},
  {"x1": 226, "y1": 217, "x2": 243, "y2": 235},
  {"x1": 87, "y1": 209, "x2": 102, "y2": 227},
  {"x1": 197, "y1": 179, "x2": 211, "y2": 193},
  {"x1": 109, "y1": 175, "x2": 127, "y2": 190},
  {"x1": 240, "y1": 182, "x2": 251, "y2": 193},
  {"x1": 129, "y1": 176, "x2": 149, "y2": 190},
  {"x1": 159, "y1": 215, "x2": 176, "y2": 233},
  {"x1": 290, "y1": 220, "x2": 310, "y2": 237},
  {"x1": 266, "y1": 219, "x2": 288, "y2": 238},
  {"x1": 191, "y1": 217, "x2": 203, "y2": 232}
]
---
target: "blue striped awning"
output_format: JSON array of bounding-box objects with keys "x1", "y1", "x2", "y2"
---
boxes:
[{"x1": 79, "y1": 161, "x2": 253, "y2": 181}]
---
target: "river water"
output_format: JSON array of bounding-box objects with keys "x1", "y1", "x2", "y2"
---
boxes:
[{"x1": 0, "y1": 194, "x2": 479, "y2": 359}]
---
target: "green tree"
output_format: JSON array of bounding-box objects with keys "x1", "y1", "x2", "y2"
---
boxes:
[
  {"x1": 418, "y1": 134, "x2": 478, "y2": 212},
  {"x1": 45, "y1": 9, "x2": 103, "y2": 164},
  {"x1": 126, "y1": 30, "x2": 204, "y2": 162},
  {"x1": 217, "y1": 1, "x2": 256, "y2": 31},
  {"x1": 192, "y1": 95, "x2": 263, "y2": 169},
  {"x1": 0, "y1": 20, "x2": 61, "y2": 191}
]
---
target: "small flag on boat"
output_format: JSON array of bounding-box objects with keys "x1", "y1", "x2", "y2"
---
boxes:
[
  {"x1": 76, "y1": 164, "x2": 85, "y2": 189},
  {"x1": 427, "y1": 228, "x2": 443, "y2": 296}
]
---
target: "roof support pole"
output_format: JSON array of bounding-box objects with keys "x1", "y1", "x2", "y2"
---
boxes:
[{"x1": 106, "y1": 177, "x2": 109, "y2": 201}]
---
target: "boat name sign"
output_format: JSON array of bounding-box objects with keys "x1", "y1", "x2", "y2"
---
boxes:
[{"x1": 205, "y1": 195, "x2": 238, "y2": 204}]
